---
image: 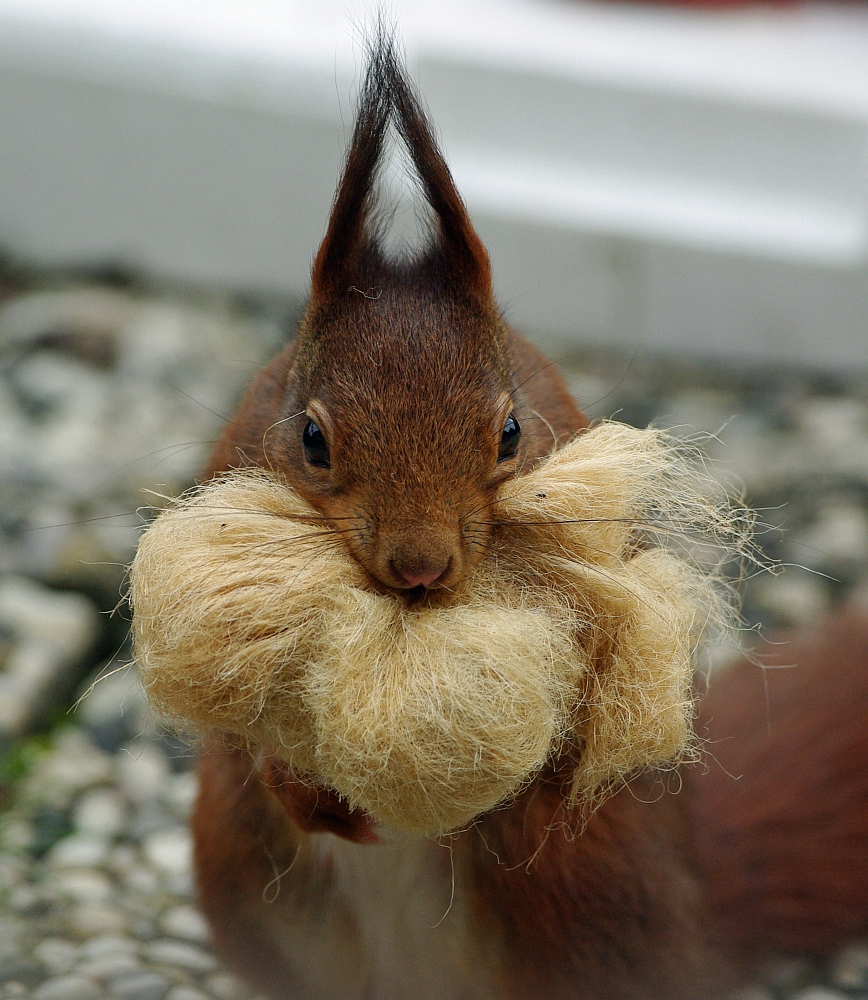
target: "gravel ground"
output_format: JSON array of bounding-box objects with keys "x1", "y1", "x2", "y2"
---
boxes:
[{"x1": 1, "y1": 269, "x2": 867, "y2": 1000}]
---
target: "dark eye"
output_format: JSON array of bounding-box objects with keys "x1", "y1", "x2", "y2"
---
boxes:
[
  {"x1": 498, "y1": 413, "x2": 521, "y2": 461},
  {"x1": 302, "y1": 419, "x2": 330, "y2": 468}
]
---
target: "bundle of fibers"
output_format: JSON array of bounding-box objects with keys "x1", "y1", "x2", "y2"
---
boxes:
[{"x1": 130, "y1": 422, "x2": 749, "y2": 836}]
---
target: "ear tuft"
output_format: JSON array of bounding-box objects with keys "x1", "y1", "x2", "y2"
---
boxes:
[{"x1": 310, "y1": 29, "x2": 491, "y2": 303}]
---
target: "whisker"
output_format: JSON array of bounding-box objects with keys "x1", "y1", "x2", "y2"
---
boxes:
[
  {"x1": 19, "y1": 512, "x2": 141, "y2": 532},
  {"x1": 172, "y1": 386, "x2": 232, "y2": 424}
]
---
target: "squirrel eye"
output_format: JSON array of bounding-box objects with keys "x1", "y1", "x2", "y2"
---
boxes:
[
  {"x1": 498, "y1": 413, "x2": 521, "y2": 461},
  {"x1": 302, "y1": 419, "x2": 331, "y2": 468}
]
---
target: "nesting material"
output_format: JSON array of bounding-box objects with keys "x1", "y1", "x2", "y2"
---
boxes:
[{"x1": 130, "y1": 423, "x2": 748, "y2": 836}]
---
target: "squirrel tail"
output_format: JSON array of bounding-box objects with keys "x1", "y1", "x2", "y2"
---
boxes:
[{"x1": 689, "y1": 606, "x2": 868, "y2": 958}]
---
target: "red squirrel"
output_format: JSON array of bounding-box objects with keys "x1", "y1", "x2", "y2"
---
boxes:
[{"x1": 191, "y1": 37, "x2": 868, "y2": 999}]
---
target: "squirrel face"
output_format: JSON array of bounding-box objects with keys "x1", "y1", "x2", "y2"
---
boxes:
[
  {"x1": 251, "y1": 42, "x2": 527, "y2": 592},
  {"x1": 280, "y1": 280, "x2": 522, "y2": 591}
]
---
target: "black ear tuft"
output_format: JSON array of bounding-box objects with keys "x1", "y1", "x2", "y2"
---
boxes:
[
  {"x1": 310, "y1": 32, "x2": 394, "y2": 299},
  {"x1": 310, "y1": 28, "x2": 491, "y2": 302},
  {"x1": 384, "y1": 45, "x2": 491, "y2": 297}
]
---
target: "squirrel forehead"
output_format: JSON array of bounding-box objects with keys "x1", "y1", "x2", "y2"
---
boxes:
[{"x1": 298, "y1": 288, "x2": 511, "y2": 412}]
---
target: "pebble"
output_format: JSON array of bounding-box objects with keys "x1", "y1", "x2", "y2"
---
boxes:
[
  {"x1": 78, "y1": 934, "x2": 139, "y2": 958},
  {"x1": 130, "y1": 801, "x2": 179, "y2": 842},
  {"x1": 116, "y1": 745, "x2": 171, "y2": 805},
  {"x1": 109, "y1": 971, "x2": 172, "y2": 1000},
  {"x1": 46, "y1": 835, "x2": 111, "y2": 869},
  {"x1": 143, "y1": 939, "x2": 216, "y2": 973},
  {"x1": 121, "y1": 863, "x2": 162, "y2": 896},
  {"x1": 69, "y1": 904, "x2": 128, "y2": 936},
  {"x1": 77, "y1": 666, "x2": 149, "y2": 748},
  {"x1": 50, "y1": 869, "x2": 114, "y2": 904},
  {"x1": 75, "y1": 952, "x2": 141, "y2": 980},
  {"x1": 829, "y1": 942, "x2": 868, "y2": 990},
  {"x1": 27, "y1": 729, "x2": 113, "y2": 804},
  {"x1": 0, "y1": 963, "x2": 42, "y2": 988},
  {"x1": 161, "y1": 773, "x2": 199, "y2": 821},
  {"x1": 73, "y1": 787, "x2": 128, "y2": 839},
  {"x1": 159, "y1": 906, "x2": 210, "y2": 945},
  {"x1": 31, "y1": 975, "x2": 101, "y2": 1000},
  {"x1": 791, "y1": 990, "x2": 849, "y2": 1000},
  {"x1": 0, "y1": 577, "x2": 99, "y2": 738},
  {"x1": 763, "y1": 957, "x2": 815, "y2": 992},
  {"x1": 143, "y1": 828, "x2": 192, "y2": 880},
  {"x1": 204, "y1": 974, "x2": 247, "y2": 1000},
  {"x1": 793, "y1": 502, "x2": 868, "y2": 567},
  {"x1": 32, "y1": 940, "x2": 78, "y2": 975},
  {"x1": 166, "y1": 989, "x2": 210, "y2": 1000},
  {"x1": 751, "y1": 571, "x2": 831, "y2": 628},
  {"x1": 7, "y1": 883, "x2": 41, "y2": 913}
]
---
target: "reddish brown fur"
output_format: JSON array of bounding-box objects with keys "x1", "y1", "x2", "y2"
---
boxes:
[
  {"x1": 190, "y1": 34, "x2": 868, "y2": 1000},
  {"x1": 689, "y1": 608, "x2": 868, "y2": 961}
]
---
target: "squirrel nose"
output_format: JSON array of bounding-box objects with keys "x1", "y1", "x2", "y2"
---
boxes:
[{"x1": 390, "y1": 561, "x2": 449, "y2": 589}]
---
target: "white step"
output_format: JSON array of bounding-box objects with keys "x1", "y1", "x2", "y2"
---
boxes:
[{"x1": 0, "y1": 0, "x2": 866, "y2": 366}]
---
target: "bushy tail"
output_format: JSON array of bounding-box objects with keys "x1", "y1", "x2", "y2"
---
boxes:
[{"x1": 689, "y1": 606, "x2": 868, "y2": 958}]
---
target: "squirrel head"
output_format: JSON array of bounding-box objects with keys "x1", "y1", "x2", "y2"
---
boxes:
[{"x1": 265, "y1": 39, "x2": 522, "y2": 592}]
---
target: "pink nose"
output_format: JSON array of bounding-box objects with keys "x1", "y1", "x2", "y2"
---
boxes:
[{"x1": 391, "y1": 563, "x2": 448, "y2": 589}]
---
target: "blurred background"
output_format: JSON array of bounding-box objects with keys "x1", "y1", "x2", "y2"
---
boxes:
[{"x1": 0, "y1": 2, "x2": 867, "y2": 999}]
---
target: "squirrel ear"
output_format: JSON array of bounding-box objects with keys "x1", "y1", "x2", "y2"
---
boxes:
[
  {"x1": 386, "y1": 45, "x2": 492, "y2": 299},
  {"x1": 310, "y1": 38, "x2": 392, "y2": 301},
  {"x1": 310, "y1": 32, "x2": 492, "y2": 304}
]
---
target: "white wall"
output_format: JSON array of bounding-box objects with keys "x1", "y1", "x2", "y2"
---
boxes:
[{"x1": 0, "y1": 0, "x2": 866, "y2": 366}]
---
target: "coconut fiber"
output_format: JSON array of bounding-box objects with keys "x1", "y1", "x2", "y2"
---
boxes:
[{"x1": 130, "y1": 422, "x2": 749, "y2": 836}]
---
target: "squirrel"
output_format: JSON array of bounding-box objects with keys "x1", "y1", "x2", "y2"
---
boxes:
[{"x1": 190, "y1": 35, "x2": 868, "y2": 1000}]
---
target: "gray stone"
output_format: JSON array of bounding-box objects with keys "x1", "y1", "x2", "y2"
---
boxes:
[
  {"x1": 75, "y1": 953, "x2": 140, "y2": 981},
  {"x1": 1, "y1": 818, "x2": 34, "y2": 853},
  {"x1": 0, "y1": 858, "x2": 26, "y2": 889},
  {"x1": 51, "y1": 867, "x2": 115, "y2": 907},
  {"x1": 0, "y1": 961, "x2": 41, "y2": 987},
  {"x1": 46, "y1": 835, "x2": 111, "y2": 870},
  {"x1": 72, "y1": 788, "x2": 127, "y2": 839},
  {"x1": 142, "y1": 828, "x2": 192, "y2": 880},
  {"x1": 7, "y1": 883, "x2": 41, "y2": 913},
  {"x1": 33, "y1": 939, "x2": 79, "y2": 976},
  {"x1": 202, "y1": 976, "x2": 246, "y2": 1000},
  {"x1": 165, "y1": 989, "x2": 210, "y2": 1000},
  {"x1": 763, "y1": 956, "x2": 813, "y2": 990},
  {"x1": 69, "y1": 904, "x2": 127, "y2": 937},
  {"x1": 829, "y1": 942, "x2": 868, "y2": 990},
  {"x1": 142, "y1": 940, "x2": 215, "y2": 974},
  {"x1": 159, "y1": 907, "x2": 209, "y2": 945},
  {"x1": 161, "y1": 773, "x2": 198, "y2": 822},
  {"x1": 792, "y1": 502, "x2": 868, "y2": 569},
  {"x1": 121, "y1": 864, "x2": 161, "y2": 896},
  {"x1": 78, "y1": 934, "x2": 139, "y2": 959},
  {"x1": 0, "y1": 577, "x2": 98, "y2": 738},
  {"x1": 129, "y1": 802, "x2": 177, "y2": 842},
  {"x1": 109, "y1": 972, "x2": 171, "y2": 1000},
  {"x1": 115, "y1": 745, "x2": 171, "y2": 805},
  {"x1": 32, "y1": 975, "x2": 101, "y2": 1000},
  {"x1": 751, "y1": 571, "x2": 831, "y2": 628},
  {"x1": 25, "y1": 728, "x2": 113, "y2": 805},
  {"x1": 77, "y1": 666, "x2": 148, "y2": 743},
  {"x1": 0, "y1": 288, "x2": 133, "y2": 353},
  {"x1": 727, "y1": 988, "x2": 774, "y2": 1000}
]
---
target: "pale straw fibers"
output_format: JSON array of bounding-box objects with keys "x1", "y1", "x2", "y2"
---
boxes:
[{"x1": 130, "y1": 423, "x2": 749, "y2": 836}]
